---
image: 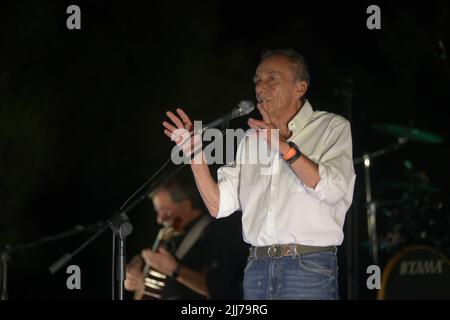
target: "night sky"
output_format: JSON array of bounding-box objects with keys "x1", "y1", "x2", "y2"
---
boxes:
[{"x1": 1, "y1": 1, "x2": 449, "y2": 299}]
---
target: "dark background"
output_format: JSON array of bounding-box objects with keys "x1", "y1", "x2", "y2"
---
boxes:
[{"x1": 1, "y1": 0, "x2": 449, "y2": 299}]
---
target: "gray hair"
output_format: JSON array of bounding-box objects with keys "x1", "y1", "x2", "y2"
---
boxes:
[
  {"x1": 261, "y1": 49, "x2": 311, "y2": 86},
  {"x1": 149, "y1": 178, "x2": 201, "y2": 209}
]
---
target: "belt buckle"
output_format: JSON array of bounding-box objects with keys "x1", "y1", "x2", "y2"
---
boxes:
[{"x1": 267, "y1": 245, "x2": 283, "y2": 258}]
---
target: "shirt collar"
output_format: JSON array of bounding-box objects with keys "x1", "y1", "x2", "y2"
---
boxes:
[{"x1": 287, "y1": 99, "x2": 313, "y2": 136}]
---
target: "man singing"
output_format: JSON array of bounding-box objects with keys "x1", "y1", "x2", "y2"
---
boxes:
[{"x1": 162, "y1": 49, "x2": 356, "y2": 300}]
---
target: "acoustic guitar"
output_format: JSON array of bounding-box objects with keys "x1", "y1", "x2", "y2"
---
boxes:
[{"x1": 134, "y1": 217, "x2": 182, "y2": 300}]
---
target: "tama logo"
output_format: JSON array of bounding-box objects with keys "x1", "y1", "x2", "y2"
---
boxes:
[{"x1": 399, "y1": 259, "x2": 445, "y2": 275}]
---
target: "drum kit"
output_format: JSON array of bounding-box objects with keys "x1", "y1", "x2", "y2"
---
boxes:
[{"x1": 354, "y1": 123, "x2": 450, "y2": 299}]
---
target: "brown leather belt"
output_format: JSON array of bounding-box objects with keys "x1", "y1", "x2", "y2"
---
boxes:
[{"x1": 249, "y1": 244, "x2": 337, "y2": 259}]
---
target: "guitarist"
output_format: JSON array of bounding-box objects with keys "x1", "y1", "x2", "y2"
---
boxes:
[{"x1": 124, "y1": 179, "x2": 214, "y2": 299}]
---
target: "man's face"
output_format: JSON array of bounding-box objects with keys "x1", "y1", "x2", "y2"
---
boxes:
[
  {"x1": 152, "y1": 190, "x2": 183, "y2": 226},
  {"x1": 254, "y1": 55, "x2": 304, "y2": 114}
]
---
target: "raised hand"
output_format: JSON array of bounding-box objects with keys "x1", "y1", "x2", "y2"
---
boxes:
[
  {"x1": 162, "y1": 108, "x2": 202, "y2": 162},
  {"x1": 247, "y1": 104, "x2": 289, "y2": 152}
]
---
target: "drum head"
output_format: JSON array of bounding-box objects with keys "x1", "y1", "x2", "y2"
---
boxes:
[{"x1": 378, "y1": 246, "x2": 450, "y2": 299}]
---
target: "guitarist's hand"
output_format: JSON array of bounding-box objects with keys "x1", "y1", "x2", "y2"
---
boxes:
[
  {"x1": 125, "y1": 269, "x2": 145, "y2": 292},
  {"x1": 142, "y1": 247, "x2": 178, "y2": 277},
  {"x1": 124, "y1": 258, "x2": 145, "y2": 292}
]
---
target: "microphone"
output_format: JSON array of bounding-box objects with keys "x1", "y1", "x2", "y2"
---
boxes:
[
  {"x1": 198, "y1": 100, "x2": 255, "y2": 133},
  {"x1": 173, "y1": 100, "x2": 254, "y2": 155}
]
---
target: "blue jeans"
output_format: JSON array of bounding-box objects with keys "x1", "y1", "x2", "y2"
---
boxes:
[{"x1": 243, "y1": 251, "x2": 339, "y2": 300}]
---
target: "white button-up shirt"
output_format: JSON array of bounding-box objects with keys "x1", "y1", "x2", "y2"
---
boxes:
[{"x1": 216, "y1": 100, "x2": 356, "y2": 247}]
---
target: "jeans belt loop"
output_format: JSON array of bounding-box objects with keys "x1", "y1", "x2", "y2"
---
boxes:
[
  {"x1": 291, "y1": 244, "x2": 298, "y2": 259},
  {"x1": 250, "y1": 246, "x2": 256, "y2": 259}
]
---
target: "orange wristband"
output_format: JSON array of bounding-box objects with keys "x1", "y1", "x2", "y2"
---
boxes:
[{"x1": 283, "y1": 147, "x2": 297, "y2": 161}]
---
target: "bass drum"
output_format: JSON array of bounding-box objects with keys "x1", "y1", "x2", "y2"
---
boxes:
[{"x1": 378, "y1": 245, "x2": 450, "y2": 299}]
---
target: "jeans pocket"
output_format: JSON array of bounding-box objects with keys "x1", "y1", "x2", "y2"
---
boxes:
[
  {"x1": 244, "y1": 258, "x2": 255, "y2": 273},
  {"x1": 298, "y1": 252, "x2": 335, "y2": 276}
]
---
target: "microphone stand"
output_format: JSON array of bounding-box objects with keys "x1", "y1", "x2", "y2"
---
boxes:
[
  {"x1": 48, "y1": 121, "x2": 231, "y2": 300},
  {"x1": 0, "y1": 222, "x2": 104, "y2": 300},
  {"x1": 1, "y1": 248, "x2": 9, "y2": 300}
]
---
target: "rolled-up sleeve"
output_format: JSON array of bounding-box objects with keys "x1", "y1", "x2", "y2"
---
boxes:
[
  {"x1": 216, "y1": 161, "x2": 241, "y2": 218},
  {"x1": 305, "y1": 119, "x2": 355, "y2": 206}
]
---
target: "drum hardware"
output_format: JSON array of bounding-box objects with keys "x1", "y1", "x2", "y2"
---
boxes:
[
  {"x1": 354, "y1": 138, "x2": 408, "y2": 265},
  {"x1": 354, "y1": 123, "x2": 444, "y2": 265}
]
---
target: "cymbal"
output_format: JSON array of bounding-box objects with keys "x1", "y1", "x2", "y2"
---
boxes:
[
  {"x1": 379, "y1": 181, "x2": 440, "y2": 193},
  {"x1": 371, "y1": 123, "x2": 444, "y2": 144}
]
